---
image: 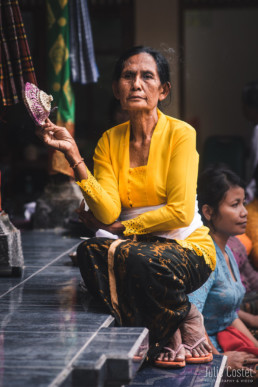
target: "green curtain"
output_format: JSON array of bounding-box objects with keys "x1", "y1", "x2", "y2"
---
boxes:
[{"x1": 46, "y1": 0, "x2": 75, "y2": 176}]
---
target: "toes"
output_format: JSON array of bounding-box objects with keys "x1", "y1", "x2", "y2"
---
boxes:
[
  {"x1": 156, "y1": 353, "x2": 164, "y2": 361},
  {"x1": 202, "y1": 340, "x2": 212, "y2": 353},
  {"x1": 199, "y1": 342, "x2": 209, "y2": 356},
  {"x1": 175, "y1": 345, "x2": 185, "y2": 361},
  {"x1": 192, "y1": 348, "x2": 201, "y2": 358},
  {"x1": 185, "y1": 348, "x2": 192, "y2": 358},
  {"x1": 156, "y1": 350, "x2": 175, "y2": 362}
]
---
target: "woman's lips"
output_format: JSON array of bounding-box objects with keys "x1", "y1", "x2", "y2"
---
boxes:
[
  {"x1": 237, "y1": 221, "x2": 247, "y2": 227},
  {"x1": 128, "y1": 96, "x2": 144, "y2": 100}
]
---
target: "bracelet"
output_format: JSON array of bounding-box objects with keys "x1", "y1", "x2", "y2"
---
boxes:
[{"x1": 70, "y1": 158, "x2": 84, "y2": 169}]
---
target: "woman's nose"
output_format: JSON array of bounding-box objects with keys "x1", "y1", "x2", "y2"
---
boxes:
[
  {"x1": 132, "y1": 75, "x2": 141, "y2": 90},
  {"x1": 240, "y1": 205, "x2": 248, "y2": 217}
]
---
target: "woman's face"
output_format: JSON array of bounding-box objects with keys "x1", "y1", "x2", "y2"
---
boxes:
[
  {"x1": 212, "y1": 186, "x2": 247, "y2": 237},
  {"x1": 113, "y1": 53, "x2": 168, "y2": 113}
]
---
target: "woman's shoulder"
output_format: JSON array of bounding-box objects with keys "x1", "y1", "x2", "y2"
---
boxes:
[
  {"x1": 97, "y1": 121, "x2": 129, "y2": 148},
  {"x1": 103, "y1": 121, "x2": 129, "y2": 138},
  {"x1": 163, "y1": 113, "x2": 196, "y2": 133},
  {"x1": 160, "y1": 113, "x2": 197, "y2": 143}
]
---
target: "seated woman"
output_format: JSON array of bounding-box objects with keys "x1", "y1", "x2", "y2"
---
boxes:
[
  {"x1": 189, "y1": 165, "x2": 258, "y2": 371},
  {"x1": 36, "y1": 46, "x2": 216, "y2": 368}
]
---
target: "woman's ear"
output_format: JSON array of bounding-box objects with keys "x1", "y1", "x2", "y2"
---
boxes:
[
  {"x1": 112, "y1": 81, "x2": 120, "y2": 100},
  {"x1": 202, "y1": 204, "x2": 214, "y2": 223},
  {"x1": 158, "y1": 82, "x2": 171, "y2": 102}
]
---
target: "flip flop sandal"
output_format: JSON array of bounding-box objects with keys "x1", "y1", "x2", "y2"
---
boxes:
[
  {"x1": 184, "y1": 336, "x2": 213, "y2": 364},
  {"x1": 154, "y1": 345, "x2": 186, "y2": 368},
  {"x1": 133, "y1": 345, "x2": 148, "y2": 361}
]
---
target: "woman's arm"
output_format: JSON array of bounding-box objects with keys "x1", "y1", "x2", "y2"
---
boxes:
[
  {"x1": 36, "y1": 120, "x2": 122, "y2": 225},
  {"x1": 77, "y1": 201, "x2": 125, "y2": 236},
  {"x1": 238, "y1": 310, "x2": 258, "y2": 329},
  {"x1": 231, "y1": 317, "x2": 258, "y2": 346}
]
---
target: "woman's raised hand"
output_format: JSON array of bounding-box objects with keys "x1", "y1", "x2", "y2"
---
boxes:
[{"x1": 36, "y1": 119, "x2": 76, "y2": 154}]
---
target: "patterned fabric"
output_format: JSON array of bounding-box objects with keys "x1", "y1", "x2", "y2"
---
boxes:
[
  {"x1": 77, "y1": 235, "x2": 212, "y2": 360},
  {"x1": 189, "y1": 241, "x2": 245, "y2": 352},
  {"x1": 46, "y1": 0, "x2": 75, "y2": 176},
  {"x1": 246, "y1": 198, "x2": 258, "y2": 270},
  {"x1": 227, "y1": 236, "x2": 258, "y2": 293},
  {"x1": 69, "y1": 0, "x2": 99, "y2": 84},
  {"x1": 0, "y1": 0, "x2": 37, "y2": 106},
  {"x1": 235, "y1": 233, "x2": 252, "y2": 255}
]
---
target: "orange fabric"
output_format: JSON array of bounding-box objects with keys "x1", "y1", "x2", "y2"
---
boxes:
[
  {"x1": 246, "y1": 199, "x2": 258, "y2": 270},
  {"x1": 235, "y1": 234, "x2": 252, "y2": 255}
]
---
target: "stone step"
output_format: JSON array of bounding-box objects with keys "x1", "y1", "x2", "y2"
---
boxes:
[{"x1": 71, "y1": 327, "x2": 149, "y2": 387}]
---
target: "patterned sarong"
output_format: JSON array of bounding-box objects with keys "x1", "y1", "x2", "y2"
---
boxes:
[
  {"x1": 77, "y1": 235, "x2": 212, "y2": 360},
  {"x1": 0, "y1": 0, "x2": 37, "y2": 106}
]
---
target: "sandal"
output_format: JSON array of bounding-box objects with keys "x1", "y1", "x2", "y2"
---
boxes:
[
  {"x1": 184, "y1": 336, "x2": 213, "y2": 364},
  {"x1": 154, "y1": 345, "x2": 186, "y2": 368}
]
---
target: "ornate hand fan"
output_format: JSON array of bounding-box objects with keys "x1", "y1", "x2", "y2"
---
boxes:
[{"x1": 23, "y1": 82, "x2": 54, "y2": 125}]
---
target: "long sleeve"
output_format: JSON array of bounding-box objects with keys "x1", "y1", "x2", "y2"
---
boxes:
[{"x1": 77, "y1": 129, "x2": 123, "y2": 225}]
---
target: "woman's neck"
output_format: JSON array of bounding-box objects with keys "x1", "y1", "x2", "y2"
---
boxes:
[
  {"x1": 129, "y1": 109, "x2": 158, "y2": 143},
  {"x1": 210, "y1": 230, "x2": 229, "y2": 254}
]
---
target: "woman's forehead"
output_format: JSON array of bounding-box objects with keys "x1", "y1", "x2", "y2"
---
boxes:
[
  {"x1": 223, "y1": 186, "x2": 245, "y2": 202},
  {"x1": 122, "y1": 52, "x2": 158, "y2": 72}
]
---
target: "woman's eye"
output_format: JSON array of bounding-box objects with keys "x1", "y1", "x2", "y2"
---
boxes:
[
  {"x1": 143, "y1": 73, "x2": 153, "y2": 79},
  {"x1": 123, "y1": 72, "x2": 133, "y2": 79}
]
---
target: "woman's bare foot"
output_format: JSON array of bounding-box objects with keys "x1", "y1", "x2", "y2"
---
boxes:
[
  {"x1": 155, "y1": 328, "x2": 185, "y2": 365},
  {"x1": 180, "y1": 303, "x2": 212, "y2": 360}
]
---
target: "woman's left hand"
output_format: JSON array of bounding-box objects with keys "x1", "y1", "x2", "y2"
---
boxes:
[{"x1": 76, "y1": 200, "x2": 125, "y2": 236}]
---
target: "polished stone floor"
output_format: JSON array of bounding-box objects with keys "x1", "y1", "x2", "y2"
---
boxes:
[{"x1": 0, "y1": 230, "x2": 226, "y2": 387}]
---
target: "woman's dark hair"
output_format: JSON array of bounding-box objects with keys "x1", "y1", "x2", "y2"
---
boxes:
[
  {"x1": 112, "y1": 45, "x2": 171, "y2": 86},
  {"x1": 197, "y1": 164, "x2": 245, "y2": 225}
]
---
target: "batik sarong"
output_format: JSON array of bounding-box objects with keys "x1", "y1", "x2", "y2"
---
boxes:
[{"x1": 77, "y1": 235, "x2": 212, "y2": 360}]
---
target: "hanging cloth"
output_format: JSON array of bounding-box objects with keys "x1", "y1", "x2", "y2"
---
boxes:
[
  {"x1": 69, "y1": 0, "x2": 99, "y2": 84},
  {"x1": 46, "y1": 0, "x2": 75, "y2": 177},
  {"x1": 0, "y1": 0, "x2": 37, "y2": 106}
]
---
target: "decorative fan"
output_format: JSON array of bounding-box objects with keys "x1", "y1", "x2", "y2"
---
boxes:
[{"x1": 23, "y1": 82, "x2": 54, "y2": 125}]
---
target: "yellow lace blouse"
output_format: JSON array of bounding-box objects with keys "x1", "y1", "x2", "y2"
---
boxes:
[{"x1": 77, "y1": 110, "x2": 216, "y2": 269}]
